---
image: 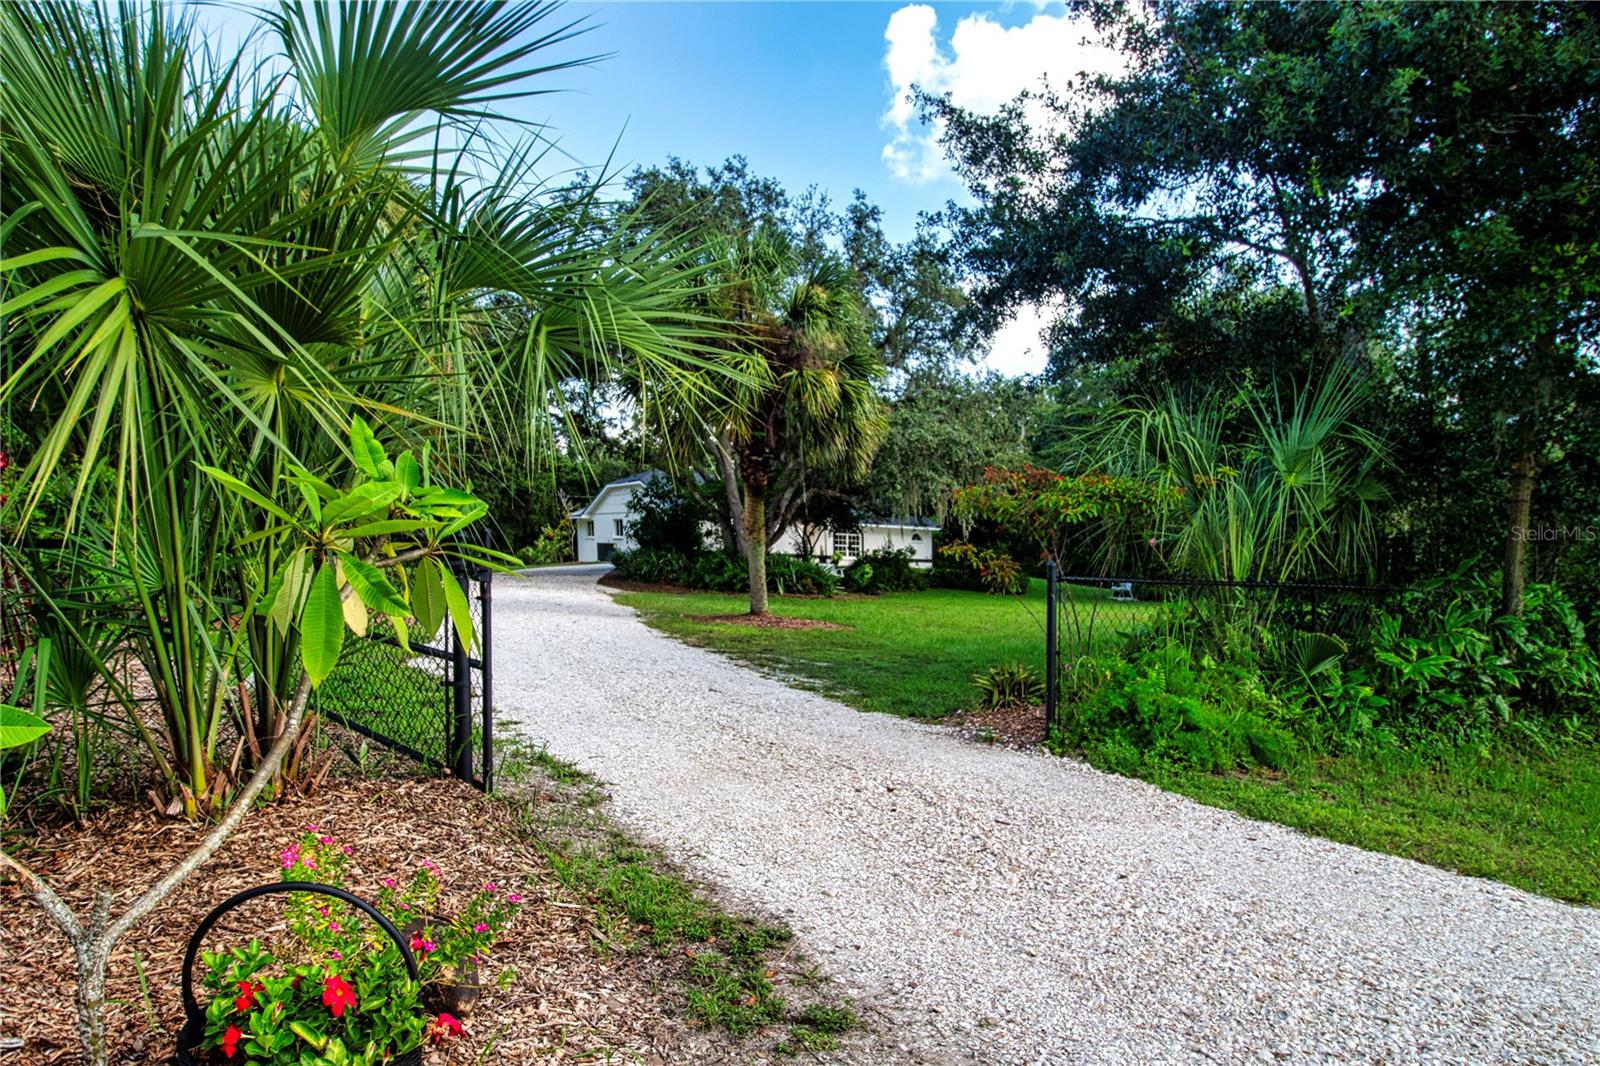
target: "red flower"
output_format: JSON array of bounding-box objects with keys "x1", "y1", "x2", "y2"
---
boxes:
[
  {"x1": 221, "y1": 1025, "x2": 243, "y2": 1059},
  {"x1": 429, "y1": 1012, "x2": 465, "y2": 1044},
  {"x1": 233, "y1": 980, "x2": 264, "y2": 1012},
  {"x1": 322, "y1": 974, "x2": 357, "y2": 1018}
]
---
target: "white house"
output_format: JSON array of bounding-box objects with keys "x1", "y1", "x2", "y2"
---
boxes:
[{"x1": 571, "y1": 471, "x2": 940, "y2": 566}]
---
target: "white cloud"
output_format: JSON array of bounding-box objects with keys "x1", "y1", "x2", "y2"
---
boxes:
[
  {"x1": 978, "y1": 301, "x2": 1057, "y2": 378},
  {"x1": 880, "y1": 4, "x2": 1124, "y2": 185},
  {"x1": 881, "y1": 6, "x2": 1118, "y2": 378}
]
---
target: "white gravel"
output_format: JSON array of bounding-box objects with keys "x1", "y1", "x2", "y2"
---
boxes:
[{"x1": 497, "y1": 565, "x2": 1600, "y2": 1065}]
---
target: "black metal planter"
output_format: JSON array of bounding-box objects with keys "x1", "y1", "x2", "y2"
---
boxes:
[{"x1": 175, "y1": 882, "x2": 423, "y2": 1066}]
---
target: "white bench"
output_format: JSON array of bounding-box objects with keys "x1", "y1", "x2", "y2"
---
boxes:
[{"x1": 1109, "y1": 581, "x2": 1136, "y2": 602}]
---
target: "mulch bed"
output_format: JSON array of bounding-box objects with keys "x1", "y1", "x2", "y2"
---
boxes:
[
  {"x1": 0, "y1": 777, "x2": 690, "y2": 1064},
  {"x1": 687, "y1": 614, "x2": 848, "y2": 631},
  {"x1": 596, "y1": 572, "x2": 699, "y2": 595},
  {"x1": 942, "y1": 702, "x2": 1048, "y2": 748}
]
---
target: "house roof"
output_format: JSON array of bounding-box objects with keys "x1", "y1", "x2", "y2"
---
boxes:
[
  {"x1": 870, "y1": 516, "x2": 940, "y2": 530},
  {"x1": 569, "y1": 470, "x2": 667, "y2": 519}
]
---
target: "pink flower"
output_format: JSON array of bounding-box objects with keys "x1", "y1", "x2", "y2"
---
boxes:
[
  {"x1": 473, "y1": 922, "x2": 489, "y2": 933},
  {"x1": 483, "y1": 882, "x2": 497, "y2": 893},
  {"x1": 305, "y1": 824, "x2": 319, "y2": 833},
  {"x1": 280, "y1": 847, "x2": 299, "y2": 869},
  {"x1": 341, "y1": 845, "x2": 354, "y2": 855},
  {"x1": 382, "y1": 878, "x2": 397, "y2": 889},
  {"x1": 318, "y1": 835, "x2": 334, "y2": 845},
  {"x1": 327, "y1": 921, "x2": 341, "y2": 933},
  {"x1": 329, "y1": 950, "x2": 343, "y2": 961},
  {"x1": 410, "y1": 934, "x2": 436, "y2": 955},
  {"x1": 317, "y1": 906, "x2": 330, "y2": 917},
  {"x1": 507, "y1": 893, "x2": 523, "y2": 904}
]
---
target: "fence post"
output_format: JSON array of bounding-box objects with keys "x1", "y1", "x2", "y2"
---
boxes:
[
  {"x1": 450, "y1": 605, "x2": 473, "y2": 783},
  {"x1": 1045, "y1": 559, "x2": 1058, "y2": 735},
  {"x1": 478, "y1": 571, "x2": 494, "y2": 793}
]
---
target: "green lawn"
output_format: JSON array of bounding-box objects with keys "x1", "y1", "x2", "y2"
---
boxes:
[
  {"x1": 617, "y1": 581, "x2": 1057, "y2": 718},
  {"x1": 616, "y1": 583, "x2": 1600, "y2": 905}
]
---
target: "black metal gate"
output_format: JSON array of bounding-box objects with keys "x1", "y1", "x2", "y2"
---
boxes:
[{"x1": 314, "y1": 565, "x2": 494, "y2": 791}]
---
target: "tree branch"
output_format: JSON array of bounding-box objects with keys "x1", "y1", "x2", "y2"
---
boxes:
[
  {"x1": 0, "y1": 847, "x2": 84, "y2": 942},
  {"x1": 104, "y1": 671, "x2": 313, "y2": 943}
]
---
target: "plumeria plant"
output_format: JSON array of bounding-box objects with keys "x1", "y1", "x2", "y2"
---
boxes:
[
  {"x1": 194, "y1": 828, "x2": 522, "y2": 1064},
  {"x1": 0, "y1": 418, "x2": 513, "y2": 1066}
]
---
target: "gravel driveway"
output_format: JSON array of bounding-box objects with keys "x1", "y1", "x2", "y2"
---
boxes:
[{"x1": 497, "y1": 565, "x2": 1600, "y2": 1065}]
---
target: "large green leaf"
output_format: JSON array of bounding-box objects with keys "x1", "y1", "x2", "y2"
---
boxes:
[
  {"x1": 300, "y1": 562, "x2": 346, "y2": 688},
  {"x1": 410, "y1": 557, "x2": 446, "y2": 642},
  {"x1": 0, "y1": 705, "x2": 51, "y2": 750},
  {"x1": 338, "y1": 553, "x2": 411, "y2": 617},
  {"x1": 437, "y1": 559, "x2": 476, "y2": 654},
  {"x1": 270, "y1": 549, "x2": 312, "y2": 637},
  {"x1": 348, "y1": 415, "x2": 389, "y2": 479}
]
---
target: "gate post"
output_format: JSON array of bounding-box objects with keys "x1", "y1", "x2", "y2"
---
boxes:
[
  {"x1": 1045, "y1": 559, "x2": 1058, "y2": 735},
  {"x1": 450, "y1": 609, "x2": 473, "y2": 783},
  {"x1": 478, "y1": 571, "x2": 494, "y2": 793}
]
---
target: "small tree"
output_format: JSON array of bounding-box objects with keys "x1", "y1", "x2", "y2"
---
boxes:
[
  {"x1": 626, "y1": 474, "x2": 709, "y2": 556},
  {"x1": 0, "y1": 419, "x2": 508, "y2": 1066},
  {"x1": 951, "y1": 465, "x2": 1174, "y2": 570}
]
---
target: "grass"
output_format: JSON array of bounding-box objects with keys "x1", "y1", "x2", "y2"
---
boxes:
[
  {"x1": 616, "y1": 582, "x2": 1600, "y2": 905},
  {"x1": 617, "y1": 579, "x2": 1154, "y2": 719},
  {"x1": 1144, "y1": 743, "x2": 1600, "y2": 904}
]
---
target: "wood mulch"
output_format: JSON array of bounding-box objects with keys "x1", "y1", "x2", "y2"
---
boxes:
[
  {"x1": 942, "y1": 702, "x2": 1048, "y2": 748},
  {"x1": 0, "y1": 777, "x2": 692, "y2": 1065},
  {"x1": 595, "y1": 573, "x2": 699, "y2": 595}
]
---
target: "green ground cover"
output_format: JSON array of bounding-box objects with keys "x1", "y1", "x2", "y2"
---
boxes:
[{"x1": 616, "y1": 584, "x2": 1600, "y2": 905}]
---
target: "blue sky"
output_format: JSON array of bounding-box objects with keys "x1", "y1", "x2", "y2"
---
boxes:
[
  {"x1": 198, "y1": 2, "x2": 1124, "y2": 374},
  {"x1": 543, "y1": 2, "x2": 984, "y2": 242}
]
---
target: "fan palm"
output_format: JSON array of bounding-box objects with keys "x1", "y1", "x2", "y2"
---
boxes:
[
  {"x1": 1, "y1": 0, "x2": 749, "y2": 808},
  {"x1": 1073, "y1": 369, "x2": 1388, "y2": 584},
  {"x1": 701, "y1": 228, "x2": 889, "y2": 614}
]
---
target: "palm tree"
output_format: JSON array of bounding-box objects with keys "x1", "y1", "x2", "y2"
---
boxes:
[
  {"x1": 1071, "y1": 369, "x2": 1389, "y2": 584},
  {"x1": 0, "y1": 0, "x2": 748, "y2": 808},
  {"x1": 702, "y1": 228, "x2": 889, "y2": 614}
]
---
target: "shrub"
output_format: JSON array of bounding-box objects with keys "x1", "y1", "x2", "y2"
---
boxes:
[
  {"x1": 765, "y1": 554, "x2": 839, "y2": 596},
  {"x1": 611, "y1": 548, "x2": 691, "y2": 585},
  {"x1": 517, "y1": 517, "x2": 573, "y2": 566},
  {"x1": 935, "y1": 541, "x2": 1029, "y2": 595},
  {"x1": 843, "y1": 547, "x2": 926, "y2": 593},
  {"x1": 1357, "y1": 573, "x2": 1600, "y2": 742},
  {"x1": 687, "y1": 550, "x2": 749, "y2": 592},
  {"x1": 616, "y1": 547, "x2": 839, "y2": 597},
  {"x1": 1054, "y1": 641, "x2": 1299, "y2": 772},
  {"x1": 973, "y1": 662, "x2": 1044, "y2": 709},
  {"x1": 626, "y1": 476, "x2": 708, "y2": 555}
]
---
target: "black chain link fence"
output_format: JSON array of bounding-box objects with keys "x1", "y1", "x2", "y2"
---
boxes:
[
  {"x1": 1042, "y1": 566, "x2": 1388, "y2": 729},
  {"x1": 314, "y1": 566, "x2": 493, "y2": 790}
]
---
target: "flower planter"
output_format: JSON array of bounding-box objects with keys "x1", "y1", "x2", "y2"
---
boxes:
[
  {"x1": 400, "y1": 914, "x2": 483, "y2": 1017},
  {"x1": 175, "y1": 882, "x2": 424, "y2": 1066}
]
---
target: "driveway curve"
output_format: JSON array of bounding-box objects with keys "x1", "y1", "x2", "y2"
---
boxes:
[{"x1": 497, "y1": 565, "x2": 1600, "y2": 1065}]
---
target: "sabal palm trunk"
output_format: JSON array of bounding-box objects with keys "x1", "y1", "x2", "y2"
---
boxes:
[{"x1": 744, "y1": 482, "x2": 769, "y2": 616}]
